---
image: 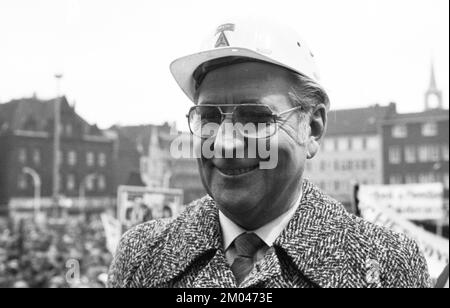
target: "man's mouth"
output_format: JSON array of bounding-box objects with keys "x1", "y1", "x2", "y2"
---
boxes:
[{"x1": 216, "y1": 165, "x2": 259, "y2": 176}]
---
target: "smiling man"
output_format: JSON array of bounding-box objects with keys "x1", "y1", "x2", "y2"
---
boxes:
[{"x1": 108, "y1": 19, "x2": 431, "y2": 288}]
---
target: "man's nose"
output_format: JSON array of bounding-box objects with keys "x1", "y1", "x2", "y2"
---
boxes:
[{"x1": 213, "y1": 120, "x2": 245, "y2": 158}]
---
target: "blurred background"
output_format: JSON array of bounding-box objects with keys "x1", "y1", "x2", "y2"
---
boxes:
[{"x1": 0, "y1": 0, "x2": 448, "y2": 287}]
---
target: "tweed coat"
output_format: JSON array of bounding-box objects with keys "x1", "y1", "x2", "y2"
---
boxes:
[{"x1": 108, "y1": 180, "x2": 431, "y2": 288}]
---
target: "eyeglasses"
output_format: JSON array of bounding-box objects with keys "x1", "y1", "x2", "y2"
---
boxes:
[{"x1": 186, "y1": 104, "x2": 302, "y2": 139}]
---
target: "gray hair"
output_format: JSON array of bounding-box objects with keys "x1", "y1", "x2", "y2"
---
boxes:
[
  {"x1": 287, "y1": 72, "x2": 330, "y2": 117},
  {"x1": 286, "y1": 72, "x2": 330, "y2": 144}
]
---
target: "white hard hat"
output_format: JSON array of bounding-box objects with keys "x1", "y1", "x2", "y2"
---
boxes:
[{"x1": 170, "y1": 17, "x2": 321, "y2": 103}]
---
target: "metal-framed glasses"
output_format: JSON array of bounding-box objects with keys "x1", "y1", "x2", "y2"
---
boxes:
[{"x1": 187, "y1": 104, "x2": 302, "y2": 139}]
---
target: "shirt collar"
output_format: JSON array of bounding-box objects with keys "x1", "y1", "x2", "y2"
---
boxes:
[{"x1": 219, "y1": 189, "x2": 303, "y2": 250}]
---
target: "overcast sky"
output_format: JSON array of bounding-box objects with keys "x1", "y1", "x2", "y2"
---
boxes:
[{"x1": 0, "y1": 0, "x2": 448, "y2": 130}]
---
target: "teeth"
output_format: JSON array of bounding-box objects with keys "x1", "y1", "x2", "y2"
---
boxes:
[{"x1": 219, "y1": 167, "x2": 256, "y2": 176}]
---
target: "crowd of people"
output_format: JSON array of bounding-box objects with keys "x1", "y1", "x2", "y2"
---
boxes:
[{"x1": 0, "y1": 214, "x2": 113, "y2": 288}]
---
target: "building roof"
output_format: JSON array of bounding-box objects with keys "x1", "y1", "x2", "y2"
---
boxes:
[
  {"x1": 0, "y1": 95, "x2": 103, "y2": 136},
  {"x1": 0, "y1": 96, "x2": 63, "y2": 131},
  {"x1": 382, "y1": 108, "x2": 449, "y2": 125},
  {"x1": 326, "y1": 103, "x2": 396, "y2": 136},
  {"x1": 111, "y1": 123, "x2": 175, "y2": 156}
]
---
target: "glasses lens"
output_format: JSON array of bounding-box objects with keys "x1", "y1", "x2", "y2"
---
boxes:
[
  {"x1": 189, "y1": 106, "x2": 222, "y2": 138},
  {"x1": 234, "y1": 105, "x2": 276, "y2": 138}
]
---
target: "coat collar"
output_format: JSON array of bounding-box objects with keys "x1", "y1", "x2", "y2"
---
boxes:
[
  {"x1": 135, "y1": 195, "x2": 224, "y2": 287},
  {"x1": 137, "y1": 180, "x2": 349, "y2": 288}
]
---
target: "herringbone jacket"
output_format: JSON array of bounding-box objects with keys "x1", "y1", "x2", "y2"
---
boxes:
[{"x1": 108, "y1": 180, "x2": 431, "y2": 288}]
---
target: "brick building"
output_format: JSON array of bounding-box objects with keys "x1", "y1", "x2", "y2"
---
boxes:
[
  {"x1": 0, "y1": 96, "x2": 116, "y2": 214},
  {"x1": 382, "y1": 110, "x2": 449, "y2": 192},
  {"x1": 381, "y1": 64, "x2": 449, "y2": 203},
  {"x1": 380, "y1": 65, "x2": 449, "y2": 235}
]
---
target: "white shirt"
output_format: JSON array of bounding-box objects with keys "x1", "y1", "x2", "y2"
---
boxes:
[{"x1": 219, "y1": 190, "x2": 302, "y2": 265}]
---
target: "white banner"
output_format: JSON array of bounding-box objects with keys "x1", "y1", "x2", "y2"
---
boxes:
[
  {"x1": 359, "y1": 183, "x2": 444, "y2": 221},
  {"x1": 359, "y1": 190, "x2": 449, "y2": 281},
  {"x1": 117, "y1": 186, "x2": 184, "y2": 230}
]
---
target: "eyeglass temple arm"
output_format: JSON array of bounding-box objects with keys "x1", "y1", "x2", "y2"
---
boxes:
[{"x1": 276, "y1": 106, "x2": 302, "y2": 117}]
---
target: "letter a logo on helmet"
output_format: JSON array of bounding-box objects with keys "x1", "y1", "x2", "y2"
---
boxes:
[{"x1": 214, "y1": 23, "x2": 235, "y2": 48}]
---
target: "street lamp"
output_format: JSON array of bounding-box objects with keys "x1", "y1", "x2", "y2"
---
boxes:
[
  {"x1": 53, "y1": 73, "x2": 63, "y2": 212},
  {"x1": 22, "y1": 167, "x2": 41, "y2": 220}
]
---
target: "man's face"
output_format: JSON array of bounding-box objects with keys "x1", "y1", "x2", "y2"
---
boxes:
[{"x1": 195, "y1": 62, "x2": 309, "y2": 229}]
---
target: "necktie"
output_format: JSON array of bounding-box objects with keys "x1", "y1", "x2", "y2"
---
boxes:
[{"x1": 230, "y1": 232, "x2": 267, "y2": 286}]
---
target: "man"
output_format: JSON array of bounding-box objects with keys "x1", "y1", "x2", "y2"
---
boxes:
[{"x1": 108, "y1": 18, "x2": 431, "y2": 288}]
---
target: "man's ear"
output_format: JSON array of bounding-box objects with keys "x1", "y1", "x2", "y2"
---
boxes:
[{"x1": 306, "y1": 104, "x2": 327, "y2": 159}]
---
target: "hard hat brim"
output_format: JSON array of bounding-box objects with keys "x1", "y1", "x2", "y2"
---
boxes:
[{"x1": 170, "y1": 47, "x2": 303, "y2": 103}]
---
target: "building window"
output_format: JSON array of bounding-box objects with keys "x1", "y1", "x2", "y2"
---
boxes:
[
  {"x1": 418, "y1": 145, "x2": 440, "y2": 162},
  {"x1": 392, "y1": 125, "x2": 407, "y2": 138},
  {"x1": 66, "y1": 174, "x2": 76, "y2": 191},
  {"x1": 367, "y1": 137, "x2": 379, "y2": 150},
  {"x1": 85, "y1": 175, "x2": 95, "y2": 191},
  {"x1": 17, "y1": 174, "x2": 27, "y2": 190},
  {"x1": 334, "y1": 160, "x2": 339, "y2": 171},
  {"x1": 361, "y1": 160, "x2": 367, "y2": 170},
  {"x1": 98, "y1": 175, "x2": 106, "y2": 191},
  {"x1": 388, "y1": 146, "x2": 401, "y2": 164},
  {"x1": 65, "y1": 124, "x2": 73, "y2": 137},
  {"x1": 352, "y1": 137, "x2": 363, "y2": 151},
  {"x1": 348, "y1": 139, "x2": 353, "y2": 151},
  {"x1": 404, "y1": 146, "x2": 416, "y2": 163},
  {"x1": 334, "y1": 181, "x2": 340, "y2": 191},
  {"x1": 68, "y1": 150, "x2": 77, "y2": 166},
  {"x1": 86, "y1": 152, "x2": 95, "y2": 167},
  {"x1": 338, "y1": 138, "x2": 348, "y2": 151},
  {"x1": 348, "y1": 161, "x2": 353, "y2": 171},
  {"x1": 405, "y1": 174, "x2": 417, "y2": 184},
  {"x1": 362, "y1": 138, "x2": 367, "y2": 150},
  {"x1": 98, "y1": 153, "x2": 107, "y2": 167},
  {"x1": 430, "y1": 146, "x2": 440, "y2": 161},
  {"x1": 389, "y1": 175, "x2": 403, "y2": 184},
  {"x1": 421, "y1": 122, "x2": 438, "y2": 137},
  {"x1": 18, "y1": 148, "x2": 27, "y2": 164},
  {"x1": 324, "y1": 139, "x2": 335, "y2": 152},
  {"x1": 32, "y1": 149, "x2": 41, "y2": 166},
  {"x1": 418, "y1": 146, "x2": 427, "y2": 162},
  {"x1": 444, "y1": 173, "x2": 449, "y2": 190},
  {"x1": 418, "y1": 173, "x2": 435, "y2": 183},
  {"x1": 442, "y1": 145, "x2": 449, "y2": 161}
]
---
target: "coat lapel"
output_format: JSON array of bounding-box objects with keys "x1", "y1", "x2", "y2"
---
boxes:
[
  {"x1": 241, "y1": 180, "x2": 349, "y2": 288},
  {"x1": 134, "y1": 196, "x2": 226, "y2": 287},
  {"x1": 274, "y1": 180, "x2": 348, "y2": 288}
]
